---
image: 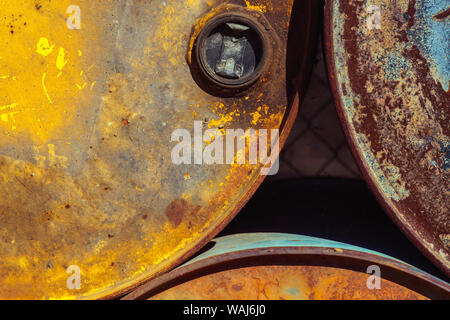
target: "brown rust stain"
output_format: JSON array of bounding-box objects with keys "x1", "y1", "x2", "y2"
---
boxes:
[
  {"x1": 166, "y1": 199, "x2": 201, "y2": 227},
  {"x1": 231, "y1": 283, "x2": 243, "y2": 291},
  {"x1": 433, "y1": 7, "x2": 450, "y2": 20}
]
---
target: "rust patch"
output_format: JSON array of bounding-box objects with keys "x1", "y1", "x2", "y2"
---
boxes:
[
  {"x1": 232, "y1": 283, "x2": 243, "y2": 291},
  {"x1": 166, "y1": 199, "x2": 201, "y2": 227},
  {"x1": 434, "y1": 7, "x2": 450, "y2": 20}
]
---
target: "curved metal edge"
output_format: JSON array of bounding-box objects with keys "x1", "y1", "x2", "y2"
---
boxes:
[
  {"x1": 322, "y1": 0, "x2": 450, "y2": 278},
  {"x1": 97, "y1": 0, "x2": 320, "y2": 300},
  {"x1": 122, "y1": 233, "x2": 450, "y2": 300}
]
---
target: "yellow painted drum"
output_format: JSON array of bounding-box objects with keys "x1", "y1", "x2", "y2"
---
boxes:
[{"x1": 0, "y1": 0, "x2": 318, "y2": 298}]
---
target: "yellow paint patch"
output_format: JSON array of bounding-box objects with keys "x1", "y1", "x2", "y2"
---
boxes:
[
  {"x1": 76, "y1": 82, "x2": 87, "y2": 90},
  {"x1": 56, "y1": 47, "x2": 68, "y2": 70},
  {"x1": 41, "y1": 72, "x2": 53, "y2": 104},
  {"x1": 0, "y1": 102, "x2": 19, "y2": 111},
  {"x1": 244, "y1": 0, "x2": 267, "y2": 13},
  {"x1": 0, "y1": 1, "x2": 106, "y2": 144},
  {"x1": 250, "y1": 110, "x2": 262, "y2": 125},
  {"x1": 36, "y1": 37, "x2": 55, "y2": 56},
  {"x1": 0, "y1": 103, "x2": 19, "y2": 122}
]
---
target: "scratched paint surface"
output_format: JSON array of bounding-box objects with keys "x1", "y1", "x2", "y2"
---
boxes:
[
  {"x1": 325, "y1": 0, "x2": 449, "y2": 275},
  {"x1": 0, "y1": 0, "x2": 294, "y2": 299}
]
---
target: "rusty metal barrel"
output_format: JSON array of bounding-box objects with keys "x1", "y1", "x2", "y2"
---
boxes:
[
  {"x1": 0, "y1": 0, "x2": 318, "y2": 299},
  {"x1": 325, "y1": 0, "x2": 450, "y2": 276},
  {"x1": 2, "y1": 0, "x2": 447, "y2": 301},
  {"x1": 123, "y1": 233, "x2": 450, "y2": 300}
]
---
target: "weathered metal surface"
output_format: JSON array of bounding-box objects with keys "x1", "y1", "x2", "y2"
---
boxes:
[
  {"x1": 0, "y1": 0, "x2": 317, "y2": 299},
  {"x1": 324, "y1": 0, "x2": 450, "y2": 275},
  {"x1": 123, "y1": 233, "x2": 450, "y2": 300}
]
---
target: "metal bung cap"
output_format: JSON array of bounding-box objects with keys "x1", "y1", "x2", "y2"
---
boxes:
[{"x1": 194, "y1": 13, "x2": 269, "y2": 91}]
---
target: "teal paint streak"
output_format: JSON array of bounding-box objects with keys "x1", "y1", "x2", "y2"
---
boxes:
[
  {"x1": 332, "y1": 1, "x2": 357, "y2": 119},
  {"x1": 183, "y1": 233, "x2": 404, "y2": 266},
  {"x1": 178, "y1": 233, "x2": 449, "y2": 286}
]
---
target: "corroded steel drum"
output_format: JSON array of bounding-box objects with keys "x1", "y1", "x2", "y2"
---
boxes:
[
  {"x1": 123, "y1": 233, "x2": 450, "y2": 300},
  {"x1": 0, "y1": 1, "x2": 318, "y2": 299},
  {"x1": 325, "y1": 0, "x2": 449, "y2": 275}
]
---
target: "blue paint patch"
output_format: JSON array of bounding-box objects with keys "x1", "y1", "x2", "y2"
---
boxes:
[
  {"x1": 288, "y1": 287, "x2": 300, "y2": 296},
  {"x1": 407, "y1": 0, "x2": 450, "y2": 91},
  {"x1": 383, "y1": 52, "x2": 412, "y2": 81}
]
